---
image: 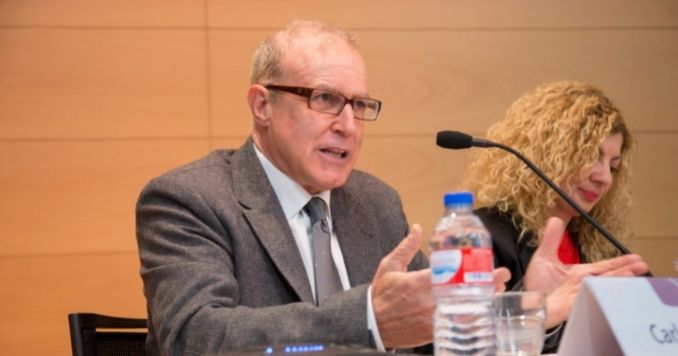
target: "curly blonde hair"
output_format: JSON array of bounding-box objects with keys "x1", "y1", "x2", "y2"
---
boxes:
[{"x1": 463, "y1": 80, "x2": 635, "y2": 262}]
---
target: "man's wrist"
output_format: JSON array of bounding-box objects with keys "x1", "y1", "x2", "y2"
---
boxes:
[{"x1": 366, "y1": 285, "x2": 387, "y2": 351}]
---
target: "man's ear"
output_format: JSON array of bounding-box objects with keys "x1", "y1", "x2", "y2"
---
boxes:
[{"x1": 247, "y1": 84, "x2": 272, "y2": 126}]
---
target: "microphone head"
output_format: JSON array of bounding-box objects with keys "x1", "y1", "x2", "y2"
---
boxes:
[{"x1": 436, "y1": 130, "x2": 473, "y2": 149}]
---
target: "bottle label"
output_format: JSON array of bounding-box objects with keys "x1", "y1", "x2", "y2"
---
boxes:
[{"x1": 430, "y1": 248, "x2": 493, "y2": 285}]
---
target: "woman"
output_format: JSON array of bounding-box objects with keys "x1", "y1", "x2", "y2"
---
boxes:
[{"x1": 463, "y1": 80, "x2": 641, "y2": 352}]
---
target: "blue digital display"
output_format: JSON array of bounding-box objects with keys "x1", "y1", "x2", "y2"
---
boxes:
[
  {"x1": 263, "y1": 344, "x2": 325, "y2": 354},
  {"x1": 284, "y1": 344, "x2": 324, "y2": 353}
]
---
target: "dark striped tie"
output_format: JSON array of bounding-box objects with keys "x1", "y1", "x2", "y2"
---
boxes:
[{"x1": 304, "y1": 197, "x2": 343, "y2": 305}]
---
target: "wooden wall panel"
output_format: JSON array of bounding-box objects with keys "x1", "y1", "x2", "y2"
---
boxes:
[
  {"x1": 0, "y1": 29, "x2": 208, "y2": 139},
  {"x1": 0, "y1": 0, "x2": 204, "y2": 27},
  {"x1": 0, "y1": 252, "x2": 145, "y2": 355},
  {"x1": 209, "y1": 29, "x2": 678, "y2": 137},
  {"x1": 209, "y1": 137, "x2": 252, "y2": 152},
  {"x1": 0, "y1": 1, "x2": 676, "y2": 354},
  {"x1": 208, "y1": 31, "x2": 264, "y2": 138},
  {"x1": 362, "y1": 30, "x2": 678, "y2": 135},
  {"x1": 0, "y1": 140, "x2": 209, "y2": 255},
  {"x1": 207, "y1": 1, "x2": 678, "y2": 28},
  {"x1": 629, "y1": 237, "x2": 678, "y2": 277},
  {"x1": 631, "y1": 134, "x2": 678, "y2": 238}
]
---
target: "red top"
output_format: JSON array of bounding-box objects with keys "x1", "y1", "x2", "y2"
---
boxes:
[{"x1": 558, "y1": 230, "x2": 581, "y2": 264}]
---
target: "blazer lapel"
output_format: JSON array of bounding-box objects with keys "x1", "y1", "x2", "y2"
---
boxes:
[
  {"x1": 232, "y1": 139, "x2": 314, "y2": 302},
  {"x1": 331, "y1": 188, "x2": 380, "y2": 287}
]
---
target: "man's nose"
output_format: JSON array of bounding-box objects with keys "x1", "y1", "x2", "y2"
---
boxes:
[{"x1": 331, "y1": 103, "x2": 358, "y2": 135}]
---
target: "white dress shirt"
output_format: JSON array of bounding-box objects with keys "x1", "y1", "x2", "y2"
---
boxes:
[{"x1": 253, "y1": 144, "x2": 386, "y2": 350}]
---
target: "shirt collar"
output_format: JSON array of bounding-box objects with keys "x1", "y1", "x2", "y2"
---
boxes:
[{"x1": 253, "y1": 142, "x2": 331, "y2": 219}]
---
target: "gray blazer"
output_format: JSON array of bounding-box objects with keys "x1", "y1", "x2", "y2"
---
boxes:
[{"x1": 136, "y1": 139, "x2": 428, "y2": 355}]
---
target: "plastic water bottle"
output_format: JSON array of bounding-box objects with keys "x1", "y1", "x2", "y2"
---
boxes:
[{"x1": 430, "y1": 192, "x2": 496, "y2": 355}]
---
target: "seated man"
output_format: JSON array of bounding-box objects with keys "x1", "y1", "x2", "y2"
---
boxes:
[{"x1": 136, "y1": 19, "x2": 465, "y2": 355}]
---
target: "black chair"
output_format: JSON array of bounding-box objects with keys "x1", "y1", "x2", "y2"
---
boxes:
[{"x1": 68, "y1": 313, "x2": 148, "y2": 356}]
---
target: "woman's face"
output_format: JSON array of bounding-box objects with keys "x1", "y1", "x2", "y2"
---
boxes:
[{"x1": 551, "y1": 132, "x2": 624, "y2": 221}]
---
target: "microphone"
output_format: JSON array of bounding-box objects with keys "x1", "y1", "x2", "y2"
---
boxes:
[
  {"x1": 436, "y1": 130, "x2": 632, "y2": 255},
  {"x1": 436, "y1": 130, "x2": 493, "y2": 149}
]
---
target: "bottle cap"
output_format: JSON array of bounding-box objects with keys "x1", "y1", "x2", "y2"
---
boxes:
[{"x1": 444, "y1": 191, "x2": 474, "y2": 206}]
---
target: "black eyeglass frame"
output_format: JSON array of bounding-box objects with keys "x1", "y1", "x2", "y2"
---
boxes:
[{"x1": 264, "y1": 84, "x2": 382, "y2": 121}]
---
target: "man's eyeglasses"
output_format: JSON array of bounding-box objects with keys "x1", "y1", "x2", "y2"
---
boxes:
[{"x1": 265, "y1": 85, "x2": 382, "y2": 121}]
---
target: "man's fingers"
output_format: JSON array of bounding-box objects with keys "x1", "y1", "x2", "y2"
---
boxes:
[
  {"x1": 375, "y1": 224, "x2": 423, "y2": 278},
  {"x1": 408, "y1": 268, "x2": 433, "y2": 286},
  {"x1": 396, "y1": 224, "x2": 423, "y2": 267},
  {"x1": 534, "y1": 217, "x2": 567, "y2": 258},
  {"x1": 372, "y1": 268, "x2": 434, "y2": 348}
]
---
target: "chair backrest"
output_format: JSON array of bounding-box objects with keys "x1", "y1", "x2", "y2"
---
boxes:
[{"x1": 68, "y1": 313, "x2": 148, "y2": 356}]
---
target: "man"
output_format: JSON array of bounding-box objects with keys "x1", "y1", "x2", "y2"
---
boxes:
[
  {"x1": 136, "y1": 20, "x2": 474, "y2": 355},
  {"x1": 136, "y1": 20, "x2": 647, "y2": 355}
]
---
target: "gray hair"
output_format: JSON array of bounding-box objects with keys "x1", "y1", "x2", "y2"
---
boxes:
[{"x1": 249, "y1": 20, "x2": 359, "y2": 85}]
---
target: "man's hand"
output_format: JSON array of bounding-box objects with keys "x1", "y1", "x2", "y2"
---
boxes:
[
  {"x1": 525, "y1": 217, "x2": 649, "y2": 326},
  {"x1": 371, "y1": 224, "x2": 434, "y2": 348},
  {"x1": 371, "y1": 224, "x2": 513, "y2": 348}
]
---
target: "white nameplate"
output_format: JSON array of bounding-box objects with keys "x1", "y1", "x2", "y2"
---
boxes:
[{"x1": 558, "y1": 277, "x2": 678, "y2": 356}]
